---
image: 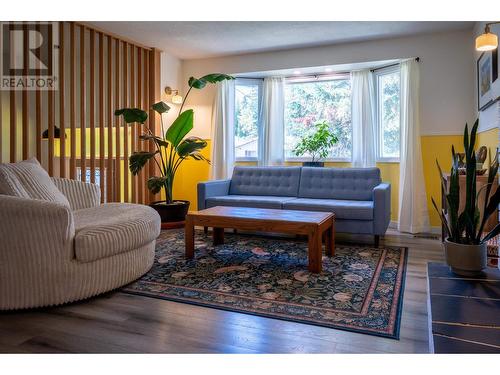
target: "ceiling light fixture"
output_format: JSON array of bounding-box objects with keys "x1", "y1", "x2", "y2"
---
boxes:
[
  {"x1": 293, "y1": 70, "x2": 301, "y2": 75},
  {"x1": 324, "y1": 68, "x2": 333, "y2": 72},
  {"x1": 164, "y1": 86, "x2": 183, "y2": 104},
  {"x1": 475, "y1": 22, "x2": 499, "y2": 51}
]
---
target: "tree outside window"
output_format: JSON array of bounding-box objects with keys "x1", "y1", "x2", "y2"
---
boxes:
[{"x1": 284, "y1": 78, "x2": 352, "y2": 160}]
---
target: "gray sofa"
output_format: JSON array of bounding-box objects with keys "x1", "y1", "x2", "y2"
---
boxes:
[{"x1": 198, "y1": 166, "x2": 391, "y2": 245}]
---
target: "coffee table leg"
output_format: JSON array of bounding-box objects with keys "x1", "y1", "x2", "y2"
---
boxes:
[
  {"x1": 326, "y1": 218, "x2": 335, "y2": 257},
  {"x1": 308, "y1": 227, "x2": 322, "y2": 273},
  {"x1": 331, "y1": 218, "x2": 335, "y2": 256},
  {"x1": 185, "y1": 216, "x2": 195, "y2": 259},
  {"x1": 213, "y1": 227, "x2": 224, "y2": 246}
]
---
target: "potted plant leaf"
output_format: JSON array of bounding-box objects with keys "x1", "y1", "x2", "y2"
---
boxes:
[
  {"x1": 293, "y1": 121, "x2": 338, "y2": 167},
  {"x1": 116, "y1": 73, "x2": 234, "y2": 222},
  {"x1": 432, "y1": 120, "x2": 500, "y2": 276}
]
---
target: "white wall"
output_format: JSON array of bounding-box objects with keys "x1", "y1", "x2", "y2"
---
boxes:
[
  {"x1": 181, "y1": 29, "x2": 475, "y2": 139},
  {"x1": 160, "y1": 51, "x2": 183, "y2": 126}
]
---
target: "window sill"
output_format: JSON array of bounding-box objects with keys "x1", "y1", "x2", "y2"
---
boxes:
[
  {"x1": 376, "y1": 159, "x2": 400, "y2": 164},
  {"x1": 235, "y1": 158, "x2": 259, "y2": 163},
  {"x1": 285, "y1": 158, "x2": 352, "y2": 163}
]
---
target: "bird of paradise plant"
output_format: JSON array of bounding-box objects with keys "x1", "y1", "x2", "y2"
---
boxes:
[{"x1": 115, "y1": 73, "x2": 234, "y2": 210}]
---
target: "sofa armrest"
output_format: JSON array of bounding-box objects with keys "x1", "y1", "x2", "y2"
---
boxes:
[
  {"x1": 0, "y1": 195, "x2": 75, "y2": 260},
  {"x1": 197, "y1": 179, "x2": 231, "y2": 210},
  {"x1": 52, "y1": 177, "x2": 101, "y2": 210},
  {"x1": 373, "y1": 183, "x2": 391, "y2": 235}
]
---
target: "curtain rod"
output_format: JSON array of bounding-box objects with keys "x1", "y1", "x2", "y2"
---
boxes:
[
  {"x1": 370, "y1": 57, "x2": 420, "y2": 72},
  {"x1": 236, "y1": 71, "x2": 350, "y2": 81},
  {"x1": 235, "y1": 57, "x2": 420, "y2": 80}
]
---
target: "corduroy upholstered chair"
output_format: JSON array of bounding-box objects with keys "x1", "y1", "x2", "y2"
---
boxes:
[{"x1": 0, "y1": 158, "x2": 161, "y2": 310}]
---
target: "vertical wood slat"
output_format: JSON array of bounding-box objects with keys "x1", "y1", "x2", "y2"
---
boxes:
[
  {"x1": 130, "y1": 46, "x2": 137, "y2": 203},
  {"x1": 59, "y1": 22, "x2": 66, "y2": 177},
  {"x1": 70, "y1": 22, "x2": 76, "y2": 179},
  {"x1": 10, "y1": 23, "x2": 16, "y2": 163},
  {"x1": 2, "y1": 22, "x2": 158, "y2": 205},
  {"x1": 137, "y1": 49, "x2": 144, "y2": 204},
  {"x1": 0, "y1": 90, "x2": 2, "y2": 163},
  {"x1": 48, "y1": 23, "x2": 54, "y2": 176},
  {"x1": 22, "y1": 23, "x2": 29, "y2": 160},
  {"x1": 89, "y1": 29, "x2": 96, "y2": 183},
  {"x1": 80, "y1": 25, "x2": 86, "y2": 182},
  {"x1": 9, "y1": 89, "x2": 15, "y2": 163},
  {"x1": 35, "y1": 24, "x2": 42, "y2": 162},
  {"x1": 123, "y1": 43, "x2": 129, "y2": 203},
  {"x1": 143, "y1": 50, "x2": 149, "y2": 203},
  {"x1": 99, "y1": 32, "x2": 105, "y2": 202},
  {"x1": 107, "y1": 36, "x2": 113, "y2": 202},
  {"x1": 115, "y1": 39, "x2": 121, "y2": 202},
  {"x1": 148, "y1": 49, "x2": 161, "y2": 204}
]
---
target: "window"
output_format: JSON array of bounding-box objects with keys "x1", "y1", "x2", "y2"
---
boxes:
[
  {"x1": 234, "y1": 79, "x2": 262, "y2": 161},
  {"x1": 375, "y1": 68, "x2": 401, "y2": 161},
  {"x1": 284, "y1": 77, "x2": 352, "y2": 160}
]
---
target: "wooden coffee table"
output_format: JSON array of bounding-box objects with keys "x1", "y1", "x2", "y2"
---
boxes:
[{"x1": 185, "y1": 206, "x2": 335, "y2": 273}]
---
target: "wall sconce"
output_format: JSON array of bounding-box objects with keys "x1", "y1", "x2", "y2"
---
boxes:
[
  {"x1": 42, "y1": 126, "x2": 66, "y2": 139},
  {"x1": 475, "y1": 22, "x2": 499, "y2": 51},
  {"x1": 164, "y1": 86, "x2": 183, "y2": 104}
]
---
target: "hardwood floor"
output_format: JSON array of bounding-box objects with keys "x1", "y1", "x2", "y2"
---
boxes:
[{"x1": 0, "y1": 229, "x2": 444, "y2": 353}]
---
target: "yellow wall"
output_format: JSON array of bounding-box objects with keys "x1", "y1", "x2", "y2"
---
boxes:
[
  {"x1": 8, "y1": 125, "x2": 495, "y2": 227},
  {"x1": 421, "y1": 134, "x2": 464, "y2": 226},
  {"x1": 477, "y1": 128, "x2": 499, "y2": 167}
]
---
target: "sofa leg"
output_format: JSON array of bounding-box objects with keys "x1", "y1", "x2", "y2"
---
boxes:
[
  {"x1": 204, "y1": 226, "x2": 208, "y2": 234},
  {"x1": 374, "y1": 235, "x2": 380, "y2": 248}
]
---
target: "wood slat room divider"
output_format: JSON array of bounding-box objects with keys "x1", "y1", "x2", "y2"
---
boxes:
[{"x1": 0, "y1": 21, "x2": 161, "y2": 204}]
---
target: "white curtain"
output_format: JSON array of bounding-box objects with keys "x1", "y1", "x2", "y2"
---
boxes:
[
  {"x1": 351, "y1": 69, "x2": 377, "y2": 167},
  {"x1": 260, "y1": 77, "x2": 285, "y2": 166},
  {"x1": 210, "y1": 80, "x2": 235, "y2": 179},
  {"x1": 398, "y1": 59, "x2": 430, "y2": 233}
]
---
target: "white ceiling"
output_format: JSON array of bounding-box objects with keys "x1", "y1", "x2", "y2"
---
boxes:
[{"x1": 90, "y1": 21, "x2": 473, "y2": 60}]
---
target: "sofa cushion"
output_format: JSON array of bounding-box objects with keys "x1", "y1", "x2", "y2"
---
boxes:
[
  {"x1": 298, "y1": 167, "x2": 381, "y2": 201},
  {"x1": 0, "y1": 158, "x2": 70, "y2": 207},
  {"x1": 206, "y1": 195, "x2": 297, "y2": 209},
  {"x1": 229, "y1": 166, "x2": 301, "y2": 197},
  {"x1": 283, "y1": 198, "x2": 374, "y2": 220},
  {"x1": 74, "y1": 203, "x2": 161, "y2": 262}
]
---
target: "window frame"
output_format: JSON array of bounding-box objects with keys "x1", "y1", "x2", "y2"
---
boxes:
[
  {"x1": 233, "y1": 78, "x2": 263, "y2": 162},
  {"x1": 374, "y1": 66, "x2": 401, "y2": 163},
  {"x1": 284, "y1": 74, "x2": 353, "y2": 163}
]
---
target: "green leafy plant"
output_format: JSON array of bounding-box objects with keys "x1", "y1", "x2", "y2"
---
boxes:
[
  {"x1": 115, "y1": 73, "x2": 234, "y2": 204},
  {"x1": 292, "y1": 121, "x2": 338, "y2": 162},
  {"x1": 432, "y1": 119, "x2": 500, "y2": 245}
]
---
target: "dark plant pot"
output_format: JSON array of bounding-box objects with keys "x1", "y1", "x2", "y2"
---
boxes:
[
  {"x1": 150, "y1": 200, "x2": 190, "y2": 223},
  {"x1": 443, "y1": 239, "x2": 487, "y2": 277},
  {"x1": 303, "y1": 161, "x2": 325, "y2": 167}
]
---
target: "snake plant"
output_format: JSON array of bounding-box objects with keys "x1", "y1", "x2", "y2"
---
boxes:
[
  {"x1": 432, "y1": 119, "x2": 500, "y2": 245},
  {"x1": 115, "y1": 73, "x2": 234, "y2": 204}
]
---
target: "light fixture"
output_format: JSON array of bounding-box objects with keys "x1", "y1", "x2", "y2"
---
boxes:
[
  {"x1": 324, "y1": 67, "x2": 332, "y2": 72},
  {"x1": 475, "y1": 22, "x2": 499, "y2": 51},
  {"x1": 42, "y1": 126, "x2": 66, "y2": 139},
  {"x1": 293, "y1": 70, "x2": 301, "y2": 75},
  {"x1": 164, "y1": 86, "x2": 183, "y2": 104}
]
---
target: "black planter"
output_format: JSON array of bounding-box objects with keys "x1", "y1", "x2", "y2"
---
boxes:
[
  {"x1": 303, "y1": 161, "x2": 325, "y2": 167},
  {"x1": 150, "y1": 200, "x2": 190, "y2": 222}
]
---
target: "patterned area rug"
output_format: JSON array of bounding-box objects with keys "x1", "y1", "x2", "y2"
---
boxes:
[{"x1": 123, "y1": 230, "x2": 408, "y2": 339}]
